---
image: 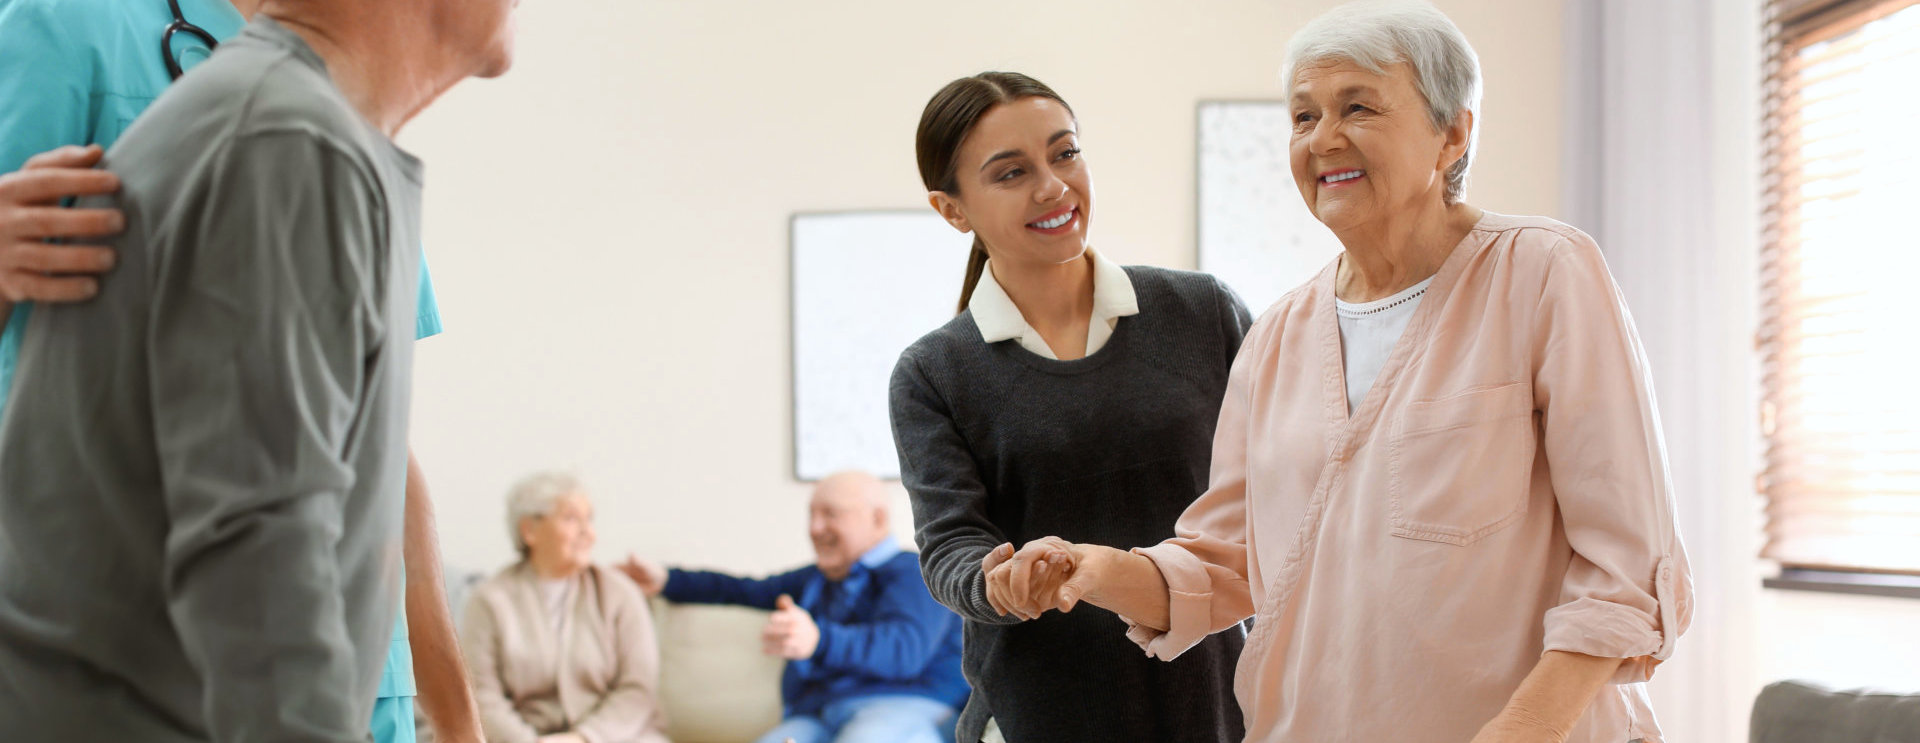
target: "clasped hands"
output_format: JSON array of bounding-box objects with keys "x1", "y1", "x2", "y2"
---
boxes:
[{"x1": 980, "y1": 536, "x2": 1098, "y2": 620}]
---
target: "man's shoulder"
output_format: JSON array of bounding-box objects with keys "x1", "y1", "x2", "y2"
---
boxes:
[
  {"x1": 115, "y1": 25, "x2": 385, "y2": 182},
  {"x1": 872, "y1": 551, "x2": 928, "y2": 584}
]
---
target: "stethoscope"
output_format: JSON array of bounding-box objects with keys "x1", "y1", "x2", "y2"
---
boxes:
[{"x1": 160, "y1": 0, "x2": 218, "y2": 81}]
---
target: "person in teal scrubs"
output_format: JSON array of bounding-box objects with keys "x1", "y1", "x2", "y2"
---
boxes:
[{"x1": 0, "y1": 1, "x2": 480, "y2": 740}]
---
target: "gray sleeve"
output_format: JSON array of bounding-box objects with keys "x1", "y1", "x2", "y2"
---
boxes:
[
  {"x1": 150, "y1": 132, "x2": 386, "y2": 742},
  {"x1": 888, "y1": 351, "x2": 1019, "y2": 625}
]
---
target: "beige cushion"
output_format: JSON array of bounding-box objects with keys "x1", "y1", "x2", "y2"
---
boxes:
[{"x1": 650, "y1": 597, "x2": 786, "y2": 743}]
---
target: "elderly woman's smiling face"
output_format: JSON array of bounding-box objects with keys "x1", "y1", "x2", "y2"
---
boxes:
[
  {"x1": 1289, "y1": 59, "x2": 1470, "y2": 234},
  {"x1": 521, "y1": 492, "x2": 597, "y2": 578}
]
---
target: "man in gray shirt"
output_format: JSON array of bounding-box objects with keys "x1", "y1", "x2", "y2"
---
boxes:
[{"x1": 0, "y1": 1, "x2": 519, "y2": 739}]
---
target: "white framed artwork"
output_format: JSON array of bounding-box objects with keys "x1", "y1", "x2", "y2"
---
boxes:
[
  {"x1": 1196, "y1": 101, "x2": 1343, "y2": 316},
  {"x1": 791, "y1": 210, "x2": 972, "y2": 481}
]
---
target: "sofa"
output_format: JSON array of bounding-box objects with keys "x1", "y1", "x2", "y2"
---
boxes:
[
  {"x1": 647, "y1": 597, "x2": 786, "y2": 743},
  {"x1": 1751, "y1": 680, "x2": 1920, "y2": 743}
]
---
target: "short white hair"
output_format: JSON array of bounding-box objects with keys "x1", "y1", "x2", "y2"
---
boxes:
[
  {"x1": 1283, "y1": 0, "x2": 1483, "y2": 203},
  {"x1": 506, "y1": 470, "x2": 584, "y2": 559}
]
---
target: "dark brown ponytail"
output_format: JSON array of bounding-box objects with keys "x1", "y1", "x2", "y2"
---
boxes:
[
  {"x1": 914, "y1": 72, "x2": 1075, "y2": 314},
  {"x1": 958, "y1": 237, "x2": 990, "y2": 314}
]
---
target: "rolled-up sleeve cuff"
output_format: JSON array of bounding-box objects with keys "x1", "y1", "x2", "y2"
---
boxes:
[
  {"x1": 1120, "y1": 543, "x2": 1217, "y2": 661},
  {"x1": 1542, "y1": 556, "x2": 1685, "y2": 684}
]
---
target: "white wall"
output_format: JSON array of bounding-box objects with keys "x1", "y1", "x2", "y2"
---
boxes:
[
  {"x1": 398, "y1": 0, "x2": 1565, "y2": 576},
  {"x1": 1758, "y1": 590, "x2": 1920, "y2": 692}
]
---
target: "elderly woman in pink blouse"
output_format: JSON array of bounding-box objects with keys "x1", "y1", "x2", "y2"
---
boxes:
[{"x1": 987, "y1": 2, "x2": 1693, "y2": 742}]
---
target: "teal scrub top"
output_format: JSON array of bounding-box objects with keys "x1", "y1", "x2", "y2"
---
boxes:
[{"x1": 0, "y1": 0, "x2": 439, "y2": 700}]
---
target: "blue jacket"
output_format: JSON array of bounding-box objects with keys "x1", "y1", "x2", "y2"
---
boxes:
[{"x1": 661, "y1": 539, "x2": 968, "y2": 717}]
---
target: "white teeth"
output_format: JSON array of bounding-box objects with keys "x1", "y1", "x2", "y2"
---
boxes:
[
  {"x1": 1031, "y1": 210, "x2": 1074, "y2": 229},
  {"x1": 1324, "y1": 170, "x2": 1364, "y2": 183}
]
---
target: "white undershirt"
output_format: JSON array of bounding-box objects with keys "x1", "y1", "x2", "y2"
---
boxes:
[
  {"x1": 538, "y1": 576, "x2": 573, "y2": 637},
  {"x1": 1335, "y1": 276, "x2": 1434, "y2": 414}
]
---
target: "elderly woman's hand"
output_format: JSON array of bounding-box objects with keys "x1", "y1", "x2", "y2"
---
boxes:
[{"x1": 1468, "y1": 709, "x2": 1570, "y2": 743}]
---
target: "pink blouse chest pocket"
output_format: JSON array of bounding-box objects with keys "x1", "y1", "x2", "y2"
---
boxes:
[{"x1": 1387, "y1": 381, "x2": 1536, "y2": 546}]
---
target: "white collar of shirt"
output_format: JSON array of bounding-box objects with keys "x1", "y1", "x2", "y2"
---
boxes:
[{"x1": 968, "y1": 249, "x2": 1140, "y2": 360}]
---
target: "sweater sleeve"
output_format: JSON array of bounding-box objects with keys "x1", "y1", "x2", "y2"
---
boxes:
[
  {"x1": 888, "y1": 350, "x2": 1019, "y2": 625},
  {"x1": 1211, "y1": 275, "x2": 1255, "y2": 362},
  {"x1": 660, "y1": 565, "x2": 812, "y2": 610},
  {"x1": 458, "y1": 591, "x2": 542, "y2": 743},
  {"x1": 572, "y1": 571, "x2": 668, "y2": 743},
  {"x1": 812, "y1": 558, "x2": 961, "y2": 681}
]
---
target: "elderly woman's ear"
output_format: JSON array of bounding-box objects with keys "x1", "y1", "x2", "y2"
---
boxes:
[
  {"x1": 1441, "y1": 109, "x2": 1473, "y2": 171},
  {"x1": 517, "y1": 517, "x2": 538, "y2": 553}
]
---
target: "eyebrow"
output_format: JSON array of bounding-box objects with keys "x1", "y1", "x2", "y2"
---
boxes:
[
  {"x1": 978, "y1": 129, "x2": 1078, "y2": 172},
  {"x1": 1292, "y1": 84, "x2": 1382, "y2": 105}
]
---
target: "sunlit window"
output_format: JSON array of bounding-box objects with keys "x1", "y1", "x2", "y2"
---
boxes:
[{"x1": 1760, "y1": 0, "x2": 1920, "y2": 574}]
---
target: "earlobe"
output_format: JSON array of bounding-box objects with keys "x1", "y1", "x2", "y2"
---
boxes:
[{"x1": 927, "y1": 191, "x2": 972, "y2": 234}]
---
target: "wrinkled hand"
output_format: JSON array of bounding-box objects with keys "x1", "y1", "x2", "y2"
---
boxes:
[
  {"x1": 761, "y1": 594, "x2": 819, "y2": 660},
  {"x1": 617, "y1": 553, "x2": 668, "y2": 596},
  {"x1": 985, "y1": 536, "x2": 1088, "y2": 620},
  {"x1": 1468, "y1": 709, "x2": 1570, "y2": 743},
  {"x1": 0, "y1": 145, "x2": 123, "y2": 303}
]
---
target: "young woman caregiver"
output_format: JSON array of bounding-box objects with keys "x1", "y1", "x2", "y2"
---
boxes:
[{"x1": 888, "y1": 71, "x2": 1251, "y2": 743}]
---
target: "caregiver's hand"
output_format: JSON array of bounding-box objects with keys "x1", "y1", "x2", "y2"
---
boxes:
[{"x1": 0, "y1": 144, "x2": 122, "y2": 304}]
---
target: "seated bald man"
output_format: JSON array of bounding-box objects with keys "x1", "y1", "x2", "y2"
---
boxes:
[{"x1": 621, "y1": 471, "x2": 967, "y2": 743}]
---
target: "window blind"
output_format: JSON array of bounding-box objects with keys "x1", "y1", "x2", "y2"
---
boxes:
[{"x1": 1759, "y1": 0, "x2": 1920, "y2": 574}]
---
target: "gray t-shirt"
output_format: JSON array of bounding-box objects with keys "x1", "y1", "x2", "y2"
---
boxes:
[{"x1": 0, "y1": 17, "x2": 422, "y2": 742}]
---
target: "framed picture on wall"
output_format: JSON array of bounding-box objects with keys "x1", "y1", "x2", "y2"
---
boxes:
[
  {"x1": 790, "y1": 210, "x2": 971, "y2": 481},
  {"x1": 1196, "y1": 100, "x2": 1342, "y2": 316}
]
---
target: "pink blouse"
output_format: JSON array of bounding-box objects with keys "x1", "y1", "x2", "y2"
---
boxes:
[{"x1": 1129, "y1": 212, "x2": 1692, "y2": 743}]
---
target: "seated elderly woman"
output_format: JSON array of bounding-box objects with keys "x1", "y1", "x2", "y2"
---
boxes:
[
  {"x1": 461, "y1": 471, "x2": 671, "y2": 743},
  {"x1": 988, "y1": 2, "x2": 1692, "y2": 743}
]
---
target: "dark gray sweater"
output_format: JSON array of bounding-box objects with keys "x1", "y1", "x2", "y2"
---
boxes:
[{"x1": 890, "y1": 266, "x2": 1253, "y2": 743}]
